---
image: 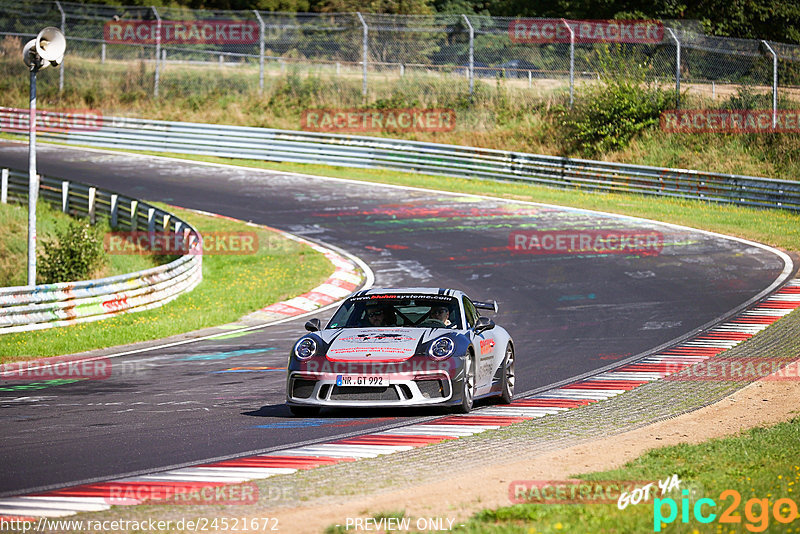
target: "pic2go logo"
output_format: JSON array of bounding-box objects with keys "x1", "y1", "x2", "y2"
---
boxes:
[{"x1": 654, "y1": 489, "x2": 799, "y2": 532}]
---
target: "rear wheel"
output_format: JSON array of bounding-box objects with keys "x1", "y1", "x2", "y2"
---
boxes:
[
  {"x1": 453, "y1": 353, "x2": 475, "y2": 414},
  {"x1": 499, "y1": 344, "x2": 515, "y2": 404},
  {"x1": 289, "y1": 405, "x2": 320, "y2": 417}
]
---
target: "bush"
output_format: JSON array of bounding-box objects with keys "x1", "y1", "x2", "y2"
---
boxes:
[
  {"x1": 38, "y1": 219, "x2": 105, "y2": 284},
  {"x1": 559, "y1": 45, "x2": 672, "y2": 156},
  {"x1": 560, "y1": 79, "x2": 671, "y2": 156}
]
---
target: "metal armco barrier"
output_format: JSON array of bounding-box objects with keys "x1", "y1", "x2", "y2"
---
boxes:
[
  {"x1": 5, "y1": 110, "x2": 797, "y2": 212},
  {"x1": 0, "y1": 168, "x2": 202, "y2": 334}
]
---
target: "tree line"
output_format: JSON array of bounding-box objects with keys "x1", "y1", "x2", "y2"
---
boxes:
[{"x1": 80, "y1": 0, "x2": 800, "y2": 44}]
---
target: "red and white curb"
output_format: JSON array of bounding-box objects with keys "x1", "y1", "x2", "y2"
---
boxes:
[
  {"x1": 244, "y1": 237, "x2": 363, "y2": 323},
  {"x1": 2, "y1": 279, "x2": 798, "y2": 521}
]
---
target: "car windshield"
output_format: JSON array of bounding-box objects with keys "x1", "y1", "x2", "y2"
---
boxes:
[{"x1": 327, "y1": 294, "x2": 462, "y2": 329}]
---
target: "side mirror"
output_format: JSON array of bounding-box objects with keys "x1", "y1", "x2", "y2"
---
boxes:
[
  {"x1": 304, "y1": 318, "x2": 321, "y2": 332},
  {"x1": 474, "y1": 316, "x2": 495, "y2": 334}
]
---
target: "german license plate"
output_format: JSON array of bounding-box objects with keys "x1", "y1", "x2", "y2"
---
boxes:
[{"x1": 336, "y1": 375, "x2": 386, "y2": 387}]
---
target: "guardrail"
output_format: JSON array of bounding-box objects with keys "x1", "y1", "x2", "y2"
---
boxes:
[
  {"x1": 4, "y1": 110, "x2": 797, "y2": 212},
  {"x1": 0, "y1": 168, "x2": 202, "y2": 334}
]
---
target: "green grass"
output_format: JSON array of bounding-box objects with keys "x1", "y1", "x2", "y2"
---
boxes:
[
  {"x1": 0, "y1": 204, "x2": 334, "y2": 361},
  {"x1": 451, "y1": 417, "x2": 800, "y2": 533},
  {"x1": 0, "y1": 200, "x2": 162, "y2": 287},
  {"x1": 3, "y1": 48, "x2": 800, "y2": 182}
]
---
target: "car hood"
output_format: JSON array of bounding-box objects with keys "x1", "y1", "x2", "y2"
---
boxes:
[{"x1": 322, "y1": 327, "x2": 440, "y2": 362}]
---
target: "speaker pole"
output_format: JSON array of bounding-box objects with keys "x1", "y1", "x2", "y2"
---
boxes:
[
  {"x1": 26, "y1": 60, "x2": 38, "y2": 286},
  {"x1": 22, "y1": 27, "x2": 65, "y2": 286}
]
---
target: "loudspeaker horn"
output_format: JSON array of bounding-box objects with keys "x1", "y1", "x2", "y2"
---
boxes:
[{"x1": 35, "y1": 27, "x2": 66, "y2": 67}]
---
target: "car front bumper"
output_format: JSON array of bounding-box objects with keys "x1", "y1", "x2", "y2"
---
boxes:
[{"x1": 286, "y1": 370, "x2": 459, "y2": 407}]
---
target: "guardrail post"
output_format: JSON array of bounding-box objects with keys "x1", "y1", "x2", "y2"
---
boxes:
[
  {"x1": 110, "y1": 194, "x2": 118, "y2": 228},
  {"x1": 163, "y1": 213, "x2": 171, "y2": 231},
  {"x1": 147, "y1": 207, "x2": 156, "y2": 233},
  {"x1": 61, "y1": 180, "x2": 69, "y2": 213},
  {"x1": 561, "y1": 19, "x2": 574, "y2": 107},
  {"x1": 356, "y1": 12, "x2": 368, "y2": 98},
  {"x1": 667, "y1": 28, "x2": 680, "y2": 109},
  {"x1": 88, "y1": 186, "x2": 96, "y2": 224},
  {"x1": 152, "y1": 7, "x2": 161, "y2": 98},
  {"x1": 175, "y1": 220, "x2": 182, "y2": 234},
  {"x1": 463, "y1": 15, "x2": 474, "y2": 97},
  {"x1": 1, "y1": 169, "x2": 7, "y2": 204},
  {"x1": 254, "y1": 10, "x2": 265, "y2": 92},
  {"x1": 130, "y1": 200, "x2": 138, "y2": 230},
  {"x1": 761, "y1": 40, "x2": 778, "y2": 128},
  {"x1": 55, "y1": 0, "x2": 66, "y2": 92}
]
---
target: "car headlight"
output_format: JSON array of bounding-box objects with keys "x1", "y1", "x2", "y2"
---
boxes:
[
  {"x1": 294, "y1": 338, "x2": 317, "y2": 360},
  {"x1": 428, "y1": 337, "x2": 455, "y2": 360}
]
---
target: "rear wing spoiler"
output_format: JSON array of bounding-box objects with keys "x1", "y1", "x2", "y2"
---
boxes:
[{"x1": 473, "y1": 300, "x2": 498, "y2": 313}]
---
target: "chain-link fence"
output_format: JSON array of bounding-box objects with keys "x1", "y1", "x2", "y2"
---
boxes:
[{"x1": 1, "y1": 0, "x2": 799, "y2": 116}]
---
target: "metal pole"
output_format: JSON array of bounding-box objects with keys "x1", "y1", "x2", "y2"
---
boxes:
[
  {"x1": 561, "y1": 19, "x2": 574, "y2": 107},
  {"x1": 28, "y1": 68, "x2": 38, "y2": 286},
  {"x1": 152, "y1": 6, "x2": 161, "y2": 98},
  {"x1": 254, "y1": 10, "x2": 265, "y2": 92},
  {"x1": 356, "y1": 12, "x2": 367, "y2": 97},
  {"x1": 55, "y1": 0, "x2": 65, "y2": 92},
  {"x1": 463, "y1": 14, "x2": 474, "y2": 97},
  {"x1": 667, "y1": 28, "x2": 680, "y2": 109},
  {"x1": 762, "y1": 40, "x2": 778, "y2": 128}
]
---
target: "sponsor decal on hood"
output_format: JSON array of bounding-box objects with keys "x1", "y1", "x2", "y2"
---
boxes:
[{"x1": 326, "y1": 328, "x2": 425, "y2": 362}]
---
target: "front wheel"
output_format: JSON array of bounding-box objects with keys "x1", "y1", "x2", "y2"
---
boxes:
[
  {"x1": 499, "y1": 344, "x2": 515, "y2": 404},
  {"x1": 453, "y1": 353, "x2": 475, "y2": 414}
]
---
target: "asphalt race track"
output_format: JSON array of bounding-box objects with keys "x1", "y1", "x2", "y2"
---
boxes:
[{"x1": 0, "y1": 143, "x2": 792, "y2": 496}]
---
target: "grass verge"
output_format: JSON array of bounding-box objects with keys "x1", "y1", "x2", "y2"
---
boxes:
[
  {"x1": 2, "y1": 51, "x2": 800, "y2": 181},
  {"x1": 456, "y1": 416, "x2": 800, "y2": 533},
  {"x1": 0, "y1": 204, "x2": 333, "y2": 361},
  {"x1": 0, "y1": 200, "x2": 162, "y2": 287}
]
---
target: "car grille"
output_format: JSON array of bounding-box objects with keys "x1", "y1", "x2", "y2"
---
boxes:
[
  {"x1": 291, "y1": 379, "x2": 316, "y2": 399},
  {"x1": 330, "y1": 386, "x2": 400, "y2": 401}
]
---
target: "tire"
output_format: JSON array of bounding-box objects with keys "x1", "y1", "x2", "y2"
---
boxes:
[
  {"x1": 453, "y1": 352, "x2": 475, "y2": 414},
  {"x1": 499, "y1": 344, "x2": 515, "y2": 404},
  {"x1": 289, "y1": 405, "x2": 320, "y2": 417}
]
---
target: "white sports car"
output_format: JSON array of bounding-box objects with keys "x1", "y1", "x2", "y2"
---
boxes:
[{"x1": 286, "y1": 288, "x2": 515, "y2": 415}]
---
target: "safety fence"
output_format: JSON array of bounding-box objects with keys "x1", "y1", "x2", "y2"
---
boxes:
[
  {"x1": 0, "y1": 0, "x2": 798, "y2": 112},
  {"x1": 0, "y1": 167, "x2": 202, "y2": 334},
  {"x1": 8, "y1": 111, "x2": 797, "y2": 212}
]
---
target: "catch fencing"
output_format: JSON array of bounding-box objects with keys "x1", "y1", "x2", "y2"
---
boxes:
[
  {"x1": 0, "y1": 0, "x2": 799, "y2": 114},
  {"x1": 12, "y1": 111, "x2": 798, "y2": 212},
  {"x1": 0, "y1": 167, "x2": 203, "y2": 334}
]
